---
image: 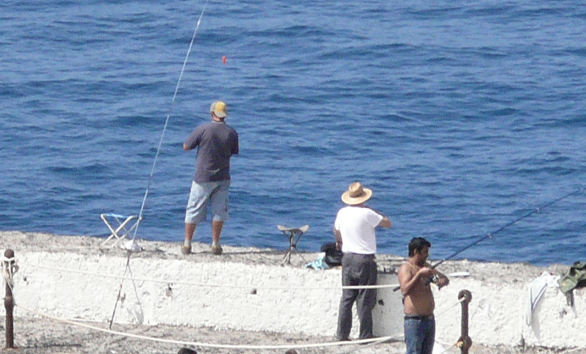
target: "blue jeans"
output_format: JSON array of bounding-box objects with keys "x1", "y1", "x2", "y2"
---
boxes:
[{"x1": 404, "y1": 315, "x2": 435, "y2": 354}]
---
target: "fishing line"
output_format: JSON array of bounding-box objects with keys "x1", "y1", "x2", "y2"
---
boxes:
[
  {"x1": 131, "y1": 0, "x2": 210, "y2": 241},
  {"x1": 393, "y1": 186, "x2": 584, "y2": 292},
  {"x1": 109, "y1": 0, "x2": 210, "y2": 326}
]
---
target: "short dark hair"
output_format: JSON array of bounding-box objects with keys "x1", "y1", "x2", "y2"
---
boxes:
[{"x1": 408, "y1": 237, "x2": 431, "y2": 257}]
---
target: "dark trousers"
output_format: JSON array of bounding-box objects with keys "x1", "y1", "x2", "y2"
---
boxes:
[{"x1": 336, "y1": 253, "x2": 377, "y2": 340}]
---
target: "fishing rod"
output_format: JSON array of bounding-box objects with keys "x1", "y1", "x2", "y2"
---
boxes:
[
  {"x1": 131, "y1": 0, "x2": 210, "y2": 242},
  {"x1": 109, "y1": 0, "x2": 211, "y2": 328},
  {"x1": 393, "y1": 186, "x2": 584, "y2": 292}
]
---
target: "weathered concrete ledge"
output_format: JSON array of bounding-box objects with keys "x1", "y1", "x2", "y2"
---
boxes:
[{"x1": 1, "y1": 231, "x2": 584, "y2": 353}]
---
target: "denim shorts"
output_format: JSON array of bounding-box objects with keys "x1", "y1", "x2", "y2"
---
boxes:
[{"x1": 185, "y1": 180, "x2": 230, "y2": 224}]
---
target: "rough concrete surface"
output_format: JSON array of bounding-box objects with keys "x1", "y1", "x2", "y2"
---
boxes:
[{"x1": 1, "y1": 231, "x2": 583, "y2": 354}]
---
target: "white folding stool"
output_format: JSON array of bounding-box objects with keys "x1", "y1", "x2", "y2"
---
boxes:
[{"x1": 100, "y1": 213, "x2": 141, "y2": 248}]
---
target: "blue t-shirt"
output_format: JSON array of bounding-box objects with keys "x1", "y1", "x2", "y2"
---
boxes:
[{"x1": 184, "y1": 121, "x2": 239, "y2": 182}]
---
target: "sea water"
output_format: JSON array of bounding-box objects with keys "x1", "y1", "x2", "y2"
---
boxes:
[{"x1": 1, "y1": 0, "x2": 584, "y2": 265}]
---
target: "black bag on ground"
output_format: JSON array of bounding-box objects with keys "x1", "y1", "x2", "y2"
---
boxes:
[{"x1": 321, "y1": 242, "x2": 343, "y2": 266}]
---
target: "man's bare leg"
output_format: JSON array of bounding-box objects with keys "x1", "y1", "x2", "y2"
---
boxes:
[
  {"x1": 211, "y1": 221, "x2": 224, "y2": 255},
  {"x1": 183, "y1": 223, "x2": 196, "y2": 254}
]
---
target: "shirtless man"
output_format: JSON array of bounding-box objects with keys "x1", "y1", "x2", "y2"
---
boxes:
[{"x1": 398, "y1": 237, "x2": 449, "y2": 354}]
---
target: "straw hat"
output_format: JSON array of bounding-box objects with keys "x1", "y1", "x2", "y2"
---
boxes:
[
  {"x1": 341, "y1": 182, "x2": 373, "y2": 205},
  {"x1": 210, "y1": 100, "x2": 227, "y2": 118}
]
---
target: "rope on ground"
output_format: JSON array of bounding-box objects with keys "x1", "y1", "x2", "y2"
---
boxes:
[
  {"x1": 434, "y1": 339, "x2": 459, "y2": 354},
  {"x1": 337, "y1": 334, "x2": 403, "y2": 354},
  {"x1": 337, "y1": 297, "x2": 465, "y2": 354},
  {"x1": 15, "y1": 303, "x2": 397, "y2": 350},
  {"x1": 31, "y1": 263, "x2": 400, "y2": 290},
  {"x1": 430, "y1": 297, "x2": 467, "y2": 354},
  {"x1": 2, "y1": 255, "x2": 16, "y2": 263},
  {"x1": 15, "y1": 261, "x2": 491, "y2": 352},
  {"x1": 2, "y1": 255, "x2": 18, "y2": 290},
  {"x1": 434, "y1": 297, "x2": 465, "y2": 320}
]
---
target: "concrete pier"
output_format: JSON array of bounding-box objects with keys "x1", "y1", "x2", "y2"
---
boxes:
[{"x1": 1, "y1": 231, "x2": 584, "y2": 353}]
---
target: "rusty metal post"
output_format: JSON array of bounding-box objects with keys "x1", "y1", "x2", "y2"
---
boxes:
[
  {"x1": 3, "y1": 249, "x2": 15, "y2": 349},
  {"x1": 457, "y1": 289, "x2": 472, "y2": 354}
]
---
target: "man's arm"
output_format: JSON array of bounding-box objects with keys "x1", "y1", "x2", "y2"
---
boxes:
[
  {"x1": 398, "y1": 264, "x2": 433, "y2": 296},
  {"x1": 378, "y1": 217, "x2": 391, "y2": 228},
  {"x1": 367, "y1": 207, "x2": 391, "y2": 228},
  {"x1": 183, "y1": 128, "x2": 201, "y2": 151}
]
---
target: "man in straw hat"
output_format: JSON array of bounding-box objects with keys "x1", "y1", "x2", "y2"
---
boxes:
[
  {"x1": 334, "y1": 182, "x2": 391, "y2": 341},
  {"x1": 182, "y1": 100, "x2": 239, "y2": 256}
]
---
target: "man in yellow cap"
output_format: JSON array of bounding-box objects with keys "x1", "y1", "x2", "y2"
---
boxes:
[{"x1": 182, "y1": 101, "x2": 239, "y2": 255}]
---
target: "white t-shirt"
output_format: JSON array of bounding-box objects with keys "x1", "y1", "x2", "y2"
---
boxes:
[{"x1": 334, "y1": 206, "x2": 383, "y2": 254}]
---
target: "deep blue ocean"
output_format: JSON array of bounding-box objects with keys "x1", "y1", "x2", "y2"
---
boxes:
[{"x1": 1, "y1": 1, "x2": 584, "y2": 266}]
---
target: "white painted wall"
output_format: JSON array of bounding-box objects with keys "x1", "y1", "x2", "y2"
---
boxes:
[{"x1": 4, "y1": 251, "x2": 585, "y2": 350}]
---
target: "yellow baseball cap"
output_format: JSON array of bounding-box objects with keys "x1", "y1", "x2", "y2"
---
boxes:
[{"x1": 210, "y1": 100, "x2": 227, "y2": 118}]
